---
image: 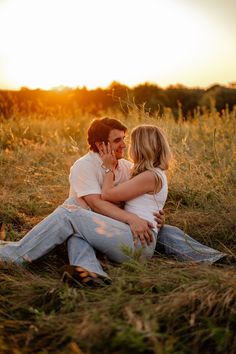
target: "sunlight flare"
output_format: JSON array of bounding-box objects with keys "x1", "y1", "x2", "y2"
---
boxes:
[{"x1": 0, "y1": 0, "x2": 235, "y2": 89}]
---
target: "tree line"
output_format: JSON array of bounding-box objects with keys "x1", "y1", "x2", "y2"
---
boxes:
[{"x1": 0, "y1": 81, "x2": 236, "y2": 119}]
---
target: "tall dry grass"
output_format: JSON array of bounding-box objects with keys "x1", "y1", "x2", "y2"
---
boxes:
[{"x1": 0, "y1": 103, "x2": 236, "y2": 353}]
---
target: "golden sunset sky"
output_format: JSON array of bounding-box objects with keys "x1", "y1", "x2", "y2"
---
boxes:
[{"x1": 0, "y1": 0, "x2": 235, "y2": 90}]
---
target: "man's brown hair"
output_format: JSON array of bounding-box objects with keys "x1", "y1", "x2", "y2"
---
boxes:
[{"x1": 87, "y1": 117, "x2": 127, "y2": 152}]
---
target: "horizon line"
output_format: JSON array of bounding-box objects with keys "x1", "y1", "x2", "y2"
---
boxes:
[{"x1": 1, "y1": 80, "x2": 236, "y2": 92}]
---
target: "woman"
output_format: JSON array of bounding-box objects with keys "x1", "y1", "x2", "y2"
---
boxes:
[{"x1": 100, "y1": 124, "x2": 171, "y2": 250}]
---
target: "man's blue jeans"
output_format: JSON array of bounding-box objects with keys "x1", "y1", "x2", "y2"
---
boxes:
[{"x1": 0, "y1": 198, "x2": 225, "y2": 277}]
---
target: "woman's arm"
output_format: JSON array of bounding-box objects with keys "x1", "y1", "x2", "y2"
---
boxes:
[
  {"x1": 101, "y1": 170, "x2": 157, "y2": 202},
  {"x1": 100, "y1": 143, "x2": 158, "y2": 202}
]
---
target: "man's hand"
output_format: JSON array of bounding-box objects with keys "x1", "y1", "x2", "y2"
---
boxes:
[
  {"x1": 127, "y1": 215, "x2": 154, "y2": 247},
  {"x1": 84, "y1": 195, "x2": 154, "y2": 247},
  {"x1": 153, "y1": 209, "x2": 165, "y2": 230}
]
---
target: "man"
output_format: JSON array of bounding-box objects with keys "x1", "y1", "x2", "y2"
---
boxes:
[{"x1": 66, "y1": 117, "x2": 226, "y2": 270}]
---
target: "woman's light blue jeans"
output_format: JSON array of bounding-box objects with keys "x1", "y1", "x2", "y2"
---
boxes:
[{"x1": 0, "y1": 198, "x2": 225, "y2": 277}]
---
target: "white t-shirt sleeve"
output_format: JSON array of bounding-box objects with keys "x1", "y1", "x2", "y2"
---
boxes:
[{"x1": 69, "y1": 159, "x2": 101, "y2": 197}]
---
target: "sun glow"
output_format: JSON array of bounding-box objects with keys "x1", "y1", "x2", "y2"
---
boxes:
[{"x1": 0, "y1": 0, "x2": 235, "y2": 89}]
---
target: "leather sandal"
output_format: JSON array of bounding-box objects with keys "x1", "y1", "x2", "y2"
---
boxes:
[{"x1": 60, "y1": 265, "x2": 111, "y2": 287}]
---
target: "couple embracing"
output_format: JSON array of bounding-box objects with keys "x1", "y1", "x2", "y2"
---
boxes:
[{"x1": 0, "y1": 117, "x2": 226, "y2": 285}]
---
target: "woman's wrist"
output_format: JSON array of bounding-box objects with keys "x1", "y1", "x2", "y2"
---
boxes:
[
  {"x1": 104, "y1": 167, "x2": 114, "y2": 174},
  {"x1": 104, "y1": 169, "x2": 115, "y2": 182},
  {"x1": 102, "y1": 164, "x2": 115, "y2": 173}
]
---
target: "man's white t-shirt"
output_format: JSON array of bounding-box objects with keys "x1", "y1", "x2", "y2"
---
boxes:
[{"x1": 69, "y1": 151, "x2": 132, "y2": 198}]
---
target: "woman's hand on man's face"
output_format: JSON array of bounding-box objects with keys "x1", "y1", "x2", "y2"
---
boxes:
[{"x1": 100, "y1": 142, "x2": 117, "y2": 171}]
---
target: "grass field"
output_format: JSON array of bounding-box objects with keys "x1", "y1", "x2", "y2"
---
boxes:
[{"x1": 0, "y1": 104, "x2": 236, "y2": 353}]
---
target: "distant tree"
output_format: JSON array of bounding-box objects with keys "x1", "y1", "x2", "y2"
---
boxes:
[
  {"x1": 107, "y1": 81, "x2": 130, "y2": 102},
  {"x1": 132, "y1": 83, "x2": 165, "y2": 113},
  {"x1": 228, "y1": 82, "x2": 236, "y2": 88},
  {"x1": 200, "y1": 85, "x2": 236, "y2": 111},
  {"x1": 1, "y1": 82, "x2": 236, "y2": 120},
  {"x1": 165, "y1": 86, "x2": 203, "y2": 118}
]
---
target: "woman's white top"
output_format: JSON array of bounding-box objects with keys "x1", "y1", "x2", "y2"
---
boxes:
[{"x1": 124, "y1": 168, "x2": 168, "y2": 233}]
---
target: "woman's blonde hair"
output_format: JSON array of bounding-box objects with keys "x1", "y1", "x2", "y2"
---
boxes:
[{"x1": 129, "y1": 124, "x2": 172, "y2": 179}]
